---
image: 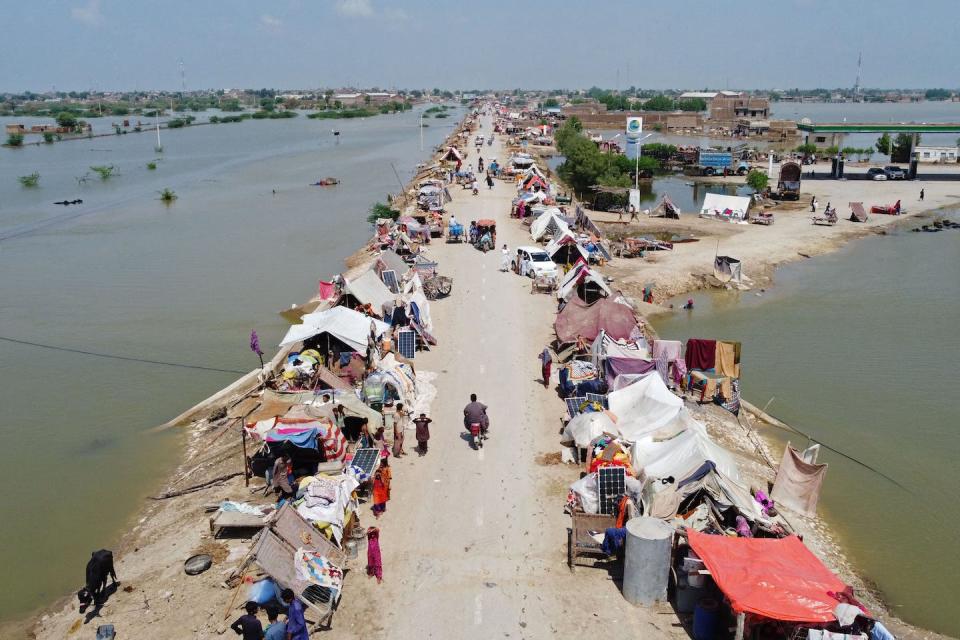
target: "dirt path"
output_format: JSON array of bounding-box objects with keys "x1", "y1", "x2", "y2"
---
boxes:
[{"x1": 330, "y1": 113, "x2": 678, "y2": 639}]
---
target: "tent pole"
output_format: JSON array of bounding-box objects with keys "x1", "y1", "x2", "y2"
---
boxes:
[
  {"x1": 241, "y1": 428, "x2": 249, "y2": 487},
  {"x1": 734, "y1": 612, "x2": 745, "y2": 640}
]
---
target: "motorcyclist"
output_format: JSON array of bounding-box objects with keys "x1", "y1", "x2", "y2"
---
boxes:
[{"x1": 463, "y1": 394, "x2": 489, "y2": 439}]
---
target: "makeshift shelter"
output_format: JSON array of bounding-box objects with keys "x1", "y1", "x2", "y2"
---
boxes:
[
  {"x1": 338, "y1": 270, "x2": 394, "y2": 316},
  {"x1": 561, "y1": 411, "x2": 617, "y2": 448},
  {"x1": 849, "y1": 201, "x2": 868, "y2": 223},
  {"x1": 590, "y1": 330, "x2": 649, "y2": 369},
  {"x1": 545, "y1": 232, "x2": 590, "y2": 266},
  {"x1": 555, "y1": 297, "x2": 637, "y2": 344},
  {"x1": 442, "y1": 146, "x2": 463, "y2": 163},
  {"x1": 687, "y1": 530, "x2": 851, "y2": 624},
  {"x1": 700, "y1": 193, "x2": 751, "y2": 222},
  {"x1": 714, "y1": 256, "x2": 743, "y2": 284},
  {"x1": 530, "y1": 209, "x2": 569, "y2": 241},
  {"x1": 651, "y1": 195, "x2": 681, "y2": 219},
  {"x1": 556, "y1": 262, "x2": 613, "y2": 303},
  {"x1": 376, "y1": 250, "x2": 410, "y2": 279},
  {"x1": 280, "y1": 306, "x2": 389, "y2": 352},
  {"x1": 606, "y1": 374, "x2": 689, "y2": 441}
]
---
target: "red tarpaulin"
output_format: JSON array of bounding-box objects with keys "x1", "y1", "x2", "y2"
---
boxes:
[
  {"x1": 555, "y1": 297, "x2": 637, "y2": 343},
  {"x1": 687, "y1": 530, "x2": 851, "y2": 623}
]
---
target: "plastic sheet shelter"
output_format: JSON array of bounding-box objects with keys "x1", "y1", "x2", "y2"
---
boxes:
[
  {"x1": 687, "y1": 530, "x2": 851, "y2": 623},
  {"x1": 555, "y1": 297, "x2": 638, "y2": 344},
  {"x1": 530, "y1": 209, "x2": 569, "y2": 241},
  {"x1": 340, "y1": 270, "x2": 395, "y2": 315},
  {"x1": 545, "y1": 232, "x2": 590, "y2": 266},
  {"x1": 280, "y1": 306, "x2": 389, "y2": 352},
  {"x1": 607, "y1": 373, "x2": 687, "y2": 441},
  {"x1": 700, "y1": 193, "x2": 751, "y2": 221},
  {"x1": 556, "y1": 262, "x2": 613, "y2": 303},
  {"x1": 714, "y1": 256, "x2": 743, "y2": 284}
]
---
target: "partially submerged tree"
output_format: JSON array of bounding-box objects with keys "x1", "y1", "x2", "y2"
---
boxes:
[
  {"x1": 18, "y1": 172, "x2": 40, "y2": 187},
  {"x1": 367, "y1": 202, "x2": 400, "y2": 224},
  {"x1": 90, "y1": 165, "x2": 117, "y2": 180},
  {"x1": 158, "y1": 188, "x2": 177, "y2": 203}
]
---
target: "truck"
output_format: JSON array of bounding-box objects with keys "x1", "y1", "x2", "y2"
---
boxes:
[
  {"x1": 773, "y1": 161, "x2": 802, "y2": 200},
  {"x1": 685, "y1": 150, "x2": 749, "y2": 176}
]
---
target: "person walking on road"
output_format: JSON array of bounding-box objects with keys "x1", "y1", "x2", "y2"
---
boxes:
[
  {"x1": 392, "y1": 403, "x2": 407, "y2": 457},
  {"x1": 414, "y1": 412, "x2": 432, "y2": 455},
  {"x1": 486, "y1": 172, "x2": 494, "y2": 189},
  {"x1": 920, "y1": 188, "x2": 925, "y2": 201},
  {"x1": 539, "y1": 348, "x2": 553, "y2": 388},
  {"x1": 500, "y1": 244, "x2": 511, "y2": 272}
]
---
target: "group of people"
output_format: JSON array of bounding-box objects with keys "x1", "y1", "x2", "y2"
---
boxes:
[{"x1": 229, "y1": 589, "x2": 309, "y2": 640}]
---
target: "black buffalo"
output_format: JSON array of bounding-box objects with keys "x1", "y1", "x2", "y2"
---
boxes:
[{"x1": 78, "y1": 549, "x2": 118, "y2": 610}]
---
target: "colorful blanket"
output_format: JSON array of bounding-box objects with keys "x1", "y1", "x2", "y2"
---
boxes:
[{"x1": 294, "y1": 548, "x2": 343, "y2": 592}]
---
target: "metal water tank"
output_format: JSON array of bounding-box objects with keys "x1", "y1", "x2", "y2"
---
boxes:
[{"x1": 622, "y1": 516, "x2": 674, "y2": 606}]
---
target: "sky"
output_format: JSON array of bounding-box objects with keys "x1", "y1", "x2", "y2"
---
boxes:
[{"x1": 4, "y1": 0, "x2": 959, "y2": 92}]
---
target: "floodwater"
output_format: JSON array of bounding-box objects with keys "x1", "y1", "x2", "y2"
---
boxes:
[
  {"x1": 0, "y1": 106, "x2": 460, "y2": 623},
  {"x1": 653, "y1": 229, "x2": 960, "y2": 636}
]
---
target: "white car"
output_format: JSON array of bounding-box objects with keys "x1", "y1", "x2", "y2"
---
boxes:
[
  {"x1": 516, "y1": 246, "x2": 558, "y2": 278},
  {"x1": 867, "y1": 168, "x2": 888, "y2": 181}
]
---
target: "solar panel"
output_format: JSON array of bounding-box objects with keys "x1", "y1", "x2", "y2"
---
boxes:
[
  {"x1": 397, "y1": 329, "x2": 416, "y2": 359},
  {"x1": 381, "y1": 270, "x2": 399, "y2": 294},
  {"x1": 350, "y1": 448, "x2": 380, "y2": 477},
  {"x1": 586, "y1": 393, "x2": 609, "y2": 409},
  {"x1": 566, "y1": 396, "x2": 586, "y2": 418},
  {"x1": 597, "y1": 466, "x2": 626, "y2": 516}
]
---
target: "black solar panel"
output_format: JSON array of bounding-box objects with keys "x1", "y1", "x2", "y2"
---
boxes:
[
  {"x1": 566, "y1": 397, "x2": 586, "y2": 418},
  {"x1": 598, "y1": 466, "x2": 626, "y2": 516},
  {"x1": 381, "y1": 270, "x2": 399, "y2": 294},
  {"x1": 397, "y1": 329, "x2": 416, "y2": 359},
  {"x1": 350, "y1": 448, "x2": 380, "y2": 477},
  {"x1": 586, "y1": 393, "x2": 609, "y2": 409}
]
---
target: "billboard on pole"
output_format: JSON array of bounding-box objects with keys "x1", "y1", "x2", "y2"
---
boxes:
[{"x1": 625, "y1": 117, "x2": 643, "y2": 140}]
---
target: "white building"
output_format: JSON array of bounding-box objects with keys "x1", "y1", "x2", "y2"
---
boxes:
[{"x1": 912, "y1": 146, "x2": 958, "y2": 163}]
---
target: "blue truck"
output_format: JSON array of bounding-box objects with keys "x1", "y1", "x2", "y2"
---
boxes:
[{"x1": 688, "y1": 150, "x2": 749, "y2": 176}]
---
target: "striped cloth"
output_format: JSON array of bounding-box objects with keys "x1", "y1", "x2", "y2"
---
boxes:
[{"x1": 319, "y1": 422, "x2": 347, "y2": 462}]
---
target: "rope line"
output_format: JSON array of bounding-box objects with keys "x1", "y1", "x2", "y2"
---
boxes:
[{"x1": 0, "y1": 335, "x2": 248, "y2": 375}]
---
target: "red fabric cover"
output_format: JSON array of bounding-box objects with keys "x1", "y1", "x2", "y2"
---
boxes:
[
  {"x1": 687, "y1": 530, "x2": 850, "y2": 623},
  {"x1": 684, "y1": 338, "x2": 716, "y2": 371},
  {"x1": 555, "y1": 297, "x2": 637, "y2": 343},
  {"x1": 318, "y1": 281, "x2": 336, "y2": 300}
]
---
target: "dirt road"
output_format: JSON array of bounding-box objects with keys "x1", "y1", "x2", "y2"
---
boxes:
[{"x1": 329, "y1": 113, "x2": 678, "y2": 639}]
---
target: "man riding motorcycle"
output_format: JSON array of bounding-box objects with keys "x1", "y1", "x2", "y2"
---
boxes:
[{"x1": 463, "y1": 393, "x2": 489, "y2": 449}]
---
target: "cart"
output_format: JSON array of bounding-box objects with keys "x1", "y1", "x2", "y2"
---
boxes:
[
  {"x1": 447, "y1": 222, "x2": 465, "y2": 243},
  {"x1": 474, "y1": 219, "x2": 496, "y2": 252},
  {"x1": 422, "y1": 275, "x2": 453, "y2": 300},
  {"x1": 530, "y1": 273, "x2": 558, "y2": 294},
  {"x1": 567, "y1": 509, "x2": 617, "y2": 572}
]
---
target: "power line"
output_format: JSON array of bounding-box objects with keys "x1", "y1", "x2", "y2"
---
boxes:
[{"x1": 0, "y1": 335, "x2": 248, "y2": 375}]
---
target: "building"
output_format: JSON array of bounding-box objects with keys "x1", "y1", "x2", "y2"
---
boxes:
[
  {"x1": 913, "y1": 145, "x2": 959, "y2": 163},
  {"x1": 709, "y1": 94, "x2": 770, "y2": 122},
  {"x1": 333, "y1": 93, "x2": 364, "y2": 107}
]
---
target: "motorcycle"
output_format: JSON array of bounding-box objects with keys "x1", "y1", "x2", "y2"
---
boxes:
[{"x1": 468, "y1": 422, "x2": 484, "y2": 449}]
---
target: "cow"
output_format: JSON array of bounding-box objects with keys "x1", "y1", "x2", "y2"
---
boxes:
[{"x1": 77, "y1": 549, "x2": 118, "y2": 611}]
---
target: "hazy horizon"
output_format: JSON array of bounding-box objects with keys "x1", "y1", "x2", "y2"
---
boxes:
[{"x1": 4, "y1": 0, "x2": 959, "y2": 93}]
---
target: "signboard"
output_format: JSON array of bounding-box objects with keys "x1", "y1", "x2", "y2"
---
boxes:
[
  {"x1": 699, "y1": 151, "x2": 733, "y2": 168},
  {"x1": 628, "y1": 189, "x2": 641, "y2": 212},
  {"x1": 625, "y1": 117, "x2": 643, "y2": 140}
]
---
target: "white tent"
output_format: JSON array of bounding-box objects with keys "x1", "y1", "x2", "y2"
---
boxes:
[
  {"x1": 699, "y1": 193, "x2": 751, "y2": 222},
  {"x1": 343, "y1": 269, "x2": 394, "y2": 313},
  {"x1": 530, "y1": 209, "x2": 569, "y2": 242},
  {"x1": 590, "y1": 330, "x2": 649, "y2": 368},
  {"x1": 545, "y1": 231, "x2": 590, "y2": 264},
  {"x1": 280, "y1": 306, "x2": 389, "y2": 351},
  {"x1": 607, "y1": 373, "x2": 687, "y2": 441},
  {"x1": 562, "y1": 411, "x2": 617, "y2": 448},
  {"x1": 557, "y1": 262, "x2": 613, "y2": 301},
  {"x1": 630, "y1": 421, "x2": 740, "y2": 483}
]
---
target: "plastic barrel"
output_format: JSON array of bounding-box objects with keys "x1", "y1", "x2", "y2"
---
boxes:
[
  {"x1": 622, "y1": 516, "x2": 674, "y2": 606},
  {"x1": 693, "y1": 598, "x2": 720, "y2": 640}
]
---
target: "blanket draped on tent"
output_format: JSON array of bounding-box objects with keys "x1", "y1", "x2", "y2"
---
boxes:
[
  {"x1": 770, "y1": 446, "x2": 828, "y2": 517},
  {"x1": 555, "y1": 297, "x2": 637, "y2": 343}
]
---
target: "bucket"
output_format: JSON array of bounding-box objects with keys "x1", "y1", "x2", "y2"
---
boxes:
[
  {"x1": 344, "y1": 539, "x2": 358, "y2": 560},
  {"x1": 693, "y1": 598, "x2": 719, "y2": 640}
]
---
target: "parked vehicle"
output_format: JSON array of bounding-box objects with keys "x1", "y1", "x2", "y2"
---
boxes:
[
  {"x1": 773, "y1": 162, "x2": 802, "y2": 200},
  {"x1": 883, "y1": 165, "x2": 906, "y2": 180},
  {"x1": 515, "y1": 246, "x2": 559, "y2": 279},
  {"x1": 867, "y1": 168, "x2": 888, "y2": 181}
]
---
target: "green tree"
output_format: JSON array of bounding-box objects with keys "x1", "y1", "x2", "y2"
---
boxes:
[
  {"x1": 875, "y1": 133, "x2": 892, "y2": 155},
  {"x1": 795, "y1": 143, "x2": 817, "y2": 156},
  {"x1": 824, "y1": 145, "x2": 840, "y2": 156},
  {"x1": 543, "y1": 98, "x2": 559, "y2": 108},
  {"x1": 367, "y1": 201, "x2": 399, "y2": 224},
  {"x1": 643, "y1": 95, "x2": 676, "y2": 111},
  {"x1": 891, "y1": 133, "x2": 917, "y2": 163},
  {"x1": 259, "y1": 98, "x2": 275, "y2": 112},
  {"x1": 841, "y1": 146, "x2": 858, "y2": 158},
  {"x1": 746, "y1": 169, "x2": 769, "y2": 193},
  {"x1": 925, "y1": 88, "x2": 951, "y2": 100},
  {"x1": 42, "y1": 131, "x2": 55, "y2": 143},
  {"x1": 6, "y1": 133, "x2": 24, "y2": 146},
  {"x1": 56, "y1": 112, "x2": 78, "y2": 129}
]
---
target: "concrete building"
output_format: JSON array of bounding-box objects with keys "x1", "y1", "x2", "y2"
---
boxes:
[{"x1": 913, "y1": 146, "x2": 959, "y2": 163}]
